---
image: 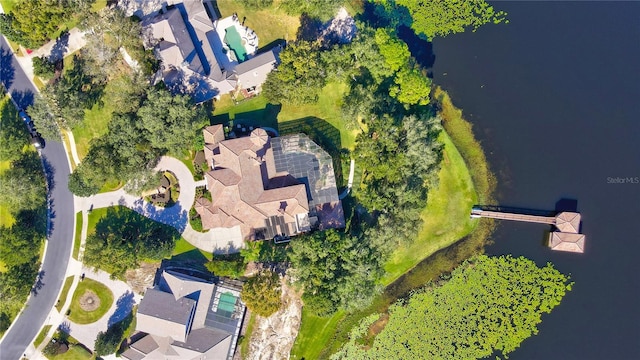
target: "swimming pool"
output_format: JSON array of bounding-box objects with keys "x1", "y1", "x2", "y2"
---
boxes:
[
  {"x1": 224, "y1": 26, "x2": 248, "y2": 62},
  {"x1": 218, "y1": 292, "x2": 237, "y2": 314}
]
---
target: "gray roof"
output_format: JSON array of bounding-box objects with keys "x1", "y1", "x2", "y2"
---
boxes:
[
  {"x1": 130, "y1": 334, "x2": 159, "y2": 354},
  {"x1": 151, "y1": 8, "x2": 204, "y2": 74},
  {"x1": 137, "y1": 288, "x2": 195, "y2": 342},
  {"x1": 234, "y1": 50, "x2": 276, "y2": 75},
  {"x1": 160, "y1": 270, "x2": 215, "y2": 329},
  {"x1": 120, "y1": 348, "x2": 145, "y2": 360},
  {"x1": 171, "y1": 327, "x2": 231, "y2": 354}
]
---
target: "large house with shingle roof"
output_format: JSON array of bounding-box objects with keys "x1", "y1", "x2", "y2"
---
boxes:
[
  {"x1": 196, "y1": 126, "x2": 312, "y2": 241},
  {"x1": 122, "y1": 270, "x2": 244, "y2": 360},
  {"x1": 145, "y1": 0, "x2": 279, "y2": 101},
  {"x1": 195, "y1": 125, "x2": 345, "y2": 243}
]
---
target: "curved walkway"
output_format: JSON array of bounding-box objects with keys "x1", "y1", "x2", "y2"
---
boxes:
[
  {"x1": 65, "y1": 267, "x2": 142, "y2": 351},
  {"x1": 74, "y1": 156, "x2": 244, "y2": 253}
]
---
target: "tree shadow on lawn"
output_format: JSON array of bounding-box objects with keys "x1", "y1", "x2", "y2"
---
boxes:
[
  {"x1": 211, "y1": 103, "x2": 281, "y2": 131},
  {"x1": 108, "y1": 291, "x2": 135, "y2": 327}
]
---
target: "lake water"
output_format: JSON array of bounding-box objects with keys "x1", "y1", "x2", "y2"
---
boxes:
[{"x1": 431, "y1": 2, "x2": 640, "y2": 358}]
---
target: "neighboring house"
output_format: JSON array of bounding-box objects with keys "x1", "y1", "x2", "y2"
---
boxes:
[
  {"x1": 195, "y1": 126, "x2": 345, "y2": 243},
  {"x1": 122, "y1": 270, "x2": 245, "y2": 360},
  {"x1": 145, "y1": 0, "x2": 279, "y2": 100}
]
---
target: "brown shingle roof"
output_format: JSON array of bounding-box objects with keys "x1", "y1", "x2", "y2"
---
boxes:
[
  {"x1": 549, "y1": 232, "x2": 585, "y2": 253},
  {"x1": 555, "y1": 212, "x2": 581, "y2": 233},
  {"x1": 203, "y1": 125, "x2": 224, "y2": 145},
  {"x1": 199, "y1": 128, "x2": 310, "y2": 240}
]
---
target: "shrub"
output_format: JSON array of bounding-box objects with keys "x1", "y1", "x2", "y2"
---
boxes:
[
  {"x1": 241, "y1": 271, "x2": 282, "y2": 317},
  {"x1": 32, "y1": 56, "x2": 56, "y2": 79},
  {"x1": 205, "y1": 254, "x2": 245, "y2": 279}
]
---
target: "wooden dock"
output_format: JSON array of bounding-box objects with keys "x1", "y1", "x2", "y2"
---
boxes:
[
  {"x1": 471, "y1": 207, "x2": 585, "y2": 253},
  {"x1": 470, "y1": 209, "x2": 556, "y2": 225}
]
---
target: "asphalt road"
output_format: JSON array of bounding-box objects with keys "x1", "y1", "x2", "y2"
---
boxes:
[{"x1": 0, "y1": 36, "x2": 75, "y2": 360}]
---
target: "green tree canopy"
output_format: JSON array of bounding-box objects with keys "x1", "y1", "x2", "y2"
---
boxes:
[
  {"x1": 0, "y1": 152, "x2": 47, "y2": 213},
  {"x1": 137, "y1": 88, "x2": 208, "y2": 154},
  {"x1": 205, "y1": 254, "x2": 246, "y2": 279},
  {"x1": 32, "y1": 56, "x2": 56, "y2": 79},
  {"x1": 263, "y1": 41, "x2": 327, "y2": 105},
  {"x1": 374, "y1": 28, "x2": 410, "y2": 73},
  {"x1": 389, "y1": 66, "x2": 432, "y2": 106},
  {"x1": 83, "y1": 207, "x2": 179, "y2": 278},
  {"x1": 333, "y1": 255, "x2": 572, "y2": 359},
  {"x1": 0, "y1": 0, "x2": 72, "y2": 48},
  {"x1": 241, "y1": 271, "x2": 282, "y2": 317},
  {"x1": 0, "y1": 103, "x2": 29, "y2": 162},
  {"x1": 289, "y1": 229, "x2": 385, "y2": 316}
]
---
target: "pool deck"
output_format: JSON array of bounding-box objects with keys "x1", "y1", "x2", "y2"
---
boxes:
[{"x1": 215, "y1": 15, "x2": 258, "y2": 64}]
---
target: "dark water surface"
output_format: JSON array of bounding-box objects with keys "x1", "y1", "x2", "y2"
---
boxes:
[{"x1": 432, "y1": 2, "x2": 640, "y2": 359}]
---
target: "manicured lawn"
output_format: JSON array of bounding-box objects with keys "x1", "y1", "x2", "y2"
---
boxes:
[
  {"x1": 239, "y1": 313, "x2": 256, "y2": 357},
  {"x1": 72, "y1": 212, "x2": 82, "y2": 260},
  {"x1": 216, "y1": 0, "x2": 300, "y2": 46},
  {"x1": 86, "y1": 207, "x2": 108, "y2": 236},
  {"x1": 381, "y1": 131, "x2": 477, "y2": 284},
  {"x1": 290, "y1": 310, "x2": 346, "y2": 359},
  {"x1": 47, "y1": 345, "x2": 92, "y2": 360},
  {"x1": 279, "y1": 82, "x2": 357, "y2": 150},
  {"x1": 213, "y1": 83, "x2": 358, "y2": 149},
  {"x1": 68, "y1": 278, "x2": 114, "y2": 324},
  {"x1": 72, "y1": 78, "x2": 118, "y2": 159},
  {"x1": 0, "y1": 204, "x2": 15, "y2": 228},
  {"x1": 171, "y1": 238, "x2": 213, "y2": 262},
  {"x1": 46, "y1": 333, "x2": 92, "y2": 360},
  {"x1": 33, "y1": 325, "x2": 51, "y2": 348},
  {"x1": 0, "y1": 0, "x2": 19, "y2": 13},
  {"x1": 33, "y1": 76, "x2": 46, "y2": 90},
  {"x1": 55, "y1": 276, "x2": 74, "y2": 312}
]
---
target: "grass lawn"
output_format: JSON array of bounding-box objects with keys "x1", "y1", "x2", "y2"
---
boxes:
[
  {"x1": 381, "y1": 131, "x2": 477, "y2": 284},
  {"x1": 215, "y1": 0, "x2": 300, "y2": 45},
  {"x1": 33, "y1": 325, "x2": 51, "y2": 348},
  {"x1": 72, "y1": 212, "x2": 82, "y2": 260},
  {"x1": 239, "y1": 313, "x2": 256, "y2": 357},
  {"x1": 71, "y1": 78, "x2": 119, "y2": 160},
  {"x1": 171, "y1": 238, "x2": 213, "y2": 262},
  {"x1": 86, "y1": 207, "x2": 108, "y2": 236},
  {"x1": 0, "y1": 0, "x2": 19, "y2": 13},
  {"x1": 55, "y1": 276, "x2": 74, "y2": 312},
  {"x1": 33, "y1": 76, "x2": 46, "y2": 90},
  {"x1": 0, "y1": 204, "x2": 15, "y2": 228},
  {"x1": 214, "y1": 83, "x2": 356, "y2": 151},
  {"x1": 47, "y1": 344, "x2": 92, "y2": 360},
  {"x1": 278, "y1": 82, "x2": 356, "y2": 150},
  {"x1": 290, "y1": 310, "x2": 346, "y2": 359},
  {"x1": 291, "y1": 89, "x2": 494, "y2": 359},
  {"x1": 68, "y1": 278, "x2": 114, "y2": 324}
]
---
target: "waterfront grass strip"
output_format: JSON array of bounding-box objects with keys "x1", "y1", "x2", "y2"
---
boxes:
[{"x1": 434, "y1": 87, "x2": 496, "y2": 203}]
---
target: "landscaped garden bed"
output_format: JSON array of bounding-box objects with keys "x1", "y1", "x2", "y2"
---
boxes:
[{"x1": 67, "y1": 278, "x2": 113, "y2": 325}]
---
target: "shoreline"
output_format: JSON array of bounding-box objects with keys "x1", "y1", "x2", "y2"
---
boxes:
[{"x1": 293, "y1": 88, "x2": 498, "y2": 359}]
